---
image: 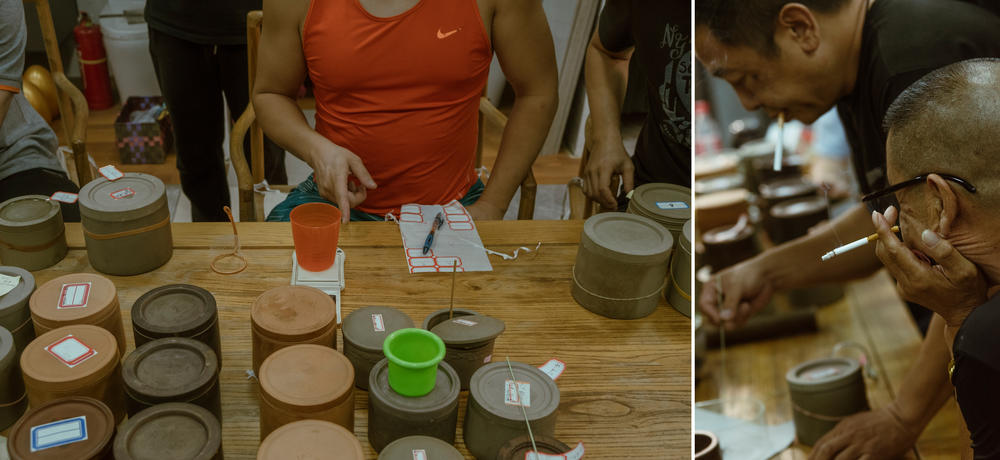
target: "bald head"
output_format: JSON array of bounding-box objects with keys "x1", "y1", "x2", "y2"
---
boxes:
[{"x1": 884, "y1": 58, "x2": 1000, "y2": 205}]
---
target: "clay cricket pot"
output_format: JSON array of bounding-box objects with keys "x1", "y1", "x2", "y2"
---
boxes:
[
  {"x1": 131, "y1": 284, "x2": 221, "y2": 360},
  {"x1": 378, "y1": 435, "x2": 463, "y2": 459},
  {"x1": 342, "y1": 305, "x2": 414, "y2": 389},
  {"x1": 0, "y1": 266, "x2": 36, "y2": 361},
  {"x1": 0, "y1": 195, "x2": 67, "y2": 271},
  {"x1": 368, "y1": 358, "x2": 460, "y2": 452},
  {"x1": 495, "y1": 435, "x2": 572, "y2": 459},
  {"x1": 426, "y1": 310, "x2": 505, "y2": 390},
  {"x1": 7, "y1": 396, "x2": 115, "y2": 459},
  {"x1": 113, "y1": 402, "x2": 222, "y2": 460},
  {"x1": 786, "y1": 357, "x2": 869, "y2": 446},
  {"x1": 122, "y1": 337, "x2": 221, "y2": 419},
  {"x1": 257, "y1": 419, "x2": 363, "y2": 460},
  {"x1": 250, "y1": 285, "x2": 337, "y2": 374},
  {"x1": 29, "y1": 273, "x2": 126, "y2": 355}
]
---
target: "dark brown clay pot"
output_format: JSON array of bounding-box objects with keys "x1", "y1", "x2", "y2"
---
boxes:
[
  {"x1": 113, "y1": 402, "x2": 222, "y2": 460},
  {"x1": 342, "y1": 305, "x2": 414, "y2": 389},
  {"x1": 368, "y1": 358, "x2": 460, "y2": 452}
]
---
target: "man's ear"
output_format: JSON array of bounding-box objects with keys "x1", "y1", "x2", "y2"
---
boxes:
[
  {"x1": 776, "y1": 4, "x2": 821, "y2": 54},
  {"x1": 927, "y1": 174, "x2": 959, "y2": 236}
]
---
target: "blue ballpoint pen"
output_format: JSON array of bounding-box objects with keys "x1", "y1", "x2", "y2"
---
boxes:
[{"x1": 422, "y1": 212, "x2": 445, "y2": 255}]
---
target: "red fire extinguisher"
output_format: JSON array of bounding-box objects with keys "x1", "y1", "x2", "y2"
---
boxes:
[{"x1": 73, "y1": 12, "x2": 113, "y2": 110}]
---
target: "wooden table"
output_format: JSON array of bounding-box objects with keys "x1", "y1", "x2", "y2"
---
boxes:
[
  {"x1": 34, "y1": 221, "x2": 690, "y2": 459},
  {"x1": 695, "y1": 271, "x2": 964, "y2": 458}
]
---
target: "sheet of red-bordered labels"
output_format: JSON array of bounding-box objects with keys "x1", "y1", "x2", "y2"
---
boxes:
[{"x1": 397, "y1": 200, "x2": 493, "y2": 273}]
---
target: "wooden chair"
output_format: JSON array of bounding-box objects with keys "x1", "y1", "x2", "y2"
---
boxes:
[
  {"x1": 230, "y1": 10, "x2": 537, "y2": 221},
  {"x1": 567, "y1": 116, "x2": 618, "y2": 219},
  {"x1": 25, "y1": 0, "x2": 93, "y2": 185}
]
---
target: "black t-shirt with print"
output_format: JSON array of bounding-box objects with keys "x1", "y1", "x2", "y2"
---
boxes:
[
  {"x1": 952, "y1": 293, "x2": 1000, "y2": 458},
  {"x1": 598, "y1": 0, "x2": 691, "y2": 188}
]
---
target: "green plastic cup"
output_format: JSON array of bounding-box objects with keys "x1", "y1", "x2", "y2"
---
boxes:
[{"x1": 383, "y1": 328, "x2": 446, "y2": 397}]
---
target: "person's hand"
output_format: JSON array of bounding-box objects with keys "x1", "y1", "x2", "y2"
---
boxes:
[
  {"x1": 466, "y1": 200, "x2": 505, "y2": 221},
  {"x1": 583, "y1": 140, "x2": 634, "y2": 209},
  {"x1": 809, "y1": 405, "x2": 919, "y2": 459},
  {"x1": 872, "y1": 206, "x2": 987, "y2": 328},
  {"x1": 698, "y1": 256, "x2": 776, "y2": 329},
  {"x1": 310, "y1": 141, "x2": 377, "y2": 223}
]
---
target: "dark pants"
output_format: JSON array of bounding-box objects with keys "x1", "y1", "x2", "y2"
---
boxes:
[
  {"x1": 0, "y1": 168, "x2": 81, "y2": 222},
  {"x1": 148, "y1": 28, "x2": 287, "y2": 221}
]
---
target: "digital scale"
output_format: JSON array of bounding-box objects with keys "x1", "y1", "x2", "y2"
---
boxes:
[{"x1": 291, "y1": 248, "x2": 346, "y2": 324}]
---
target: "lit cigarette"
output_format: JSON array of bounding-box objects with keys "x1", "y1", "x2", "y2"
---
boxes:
[
  {"x1": 821, "y1": 226, "x2": 900, "y2": 261},
  {"x1": 773, "y1": 112, "x2": 785, "y2": 171}
]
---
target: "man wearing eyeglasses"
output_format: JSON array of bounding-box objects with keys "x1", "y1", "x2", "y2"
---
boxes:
[{"x1": 871, "y1": 58, "x2": 1000, "y2": 459}]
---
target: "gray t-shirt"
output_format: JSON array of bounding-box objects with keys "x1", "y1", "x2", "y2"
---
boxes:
[{"x1": 0, "y1": 0, "x2": 63, "y2": 182}]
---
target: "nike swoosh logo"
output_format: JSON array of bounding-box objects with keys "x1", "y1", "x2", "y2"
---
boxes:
[{"x1": 437, "y1": 28, "x2": 460, "y2": 39}]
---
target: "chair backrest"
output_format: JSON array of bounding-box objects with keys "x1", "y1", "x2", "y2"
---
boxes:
[{"x1": 245, "y1": 10, "x2": 265, "y2": 185}]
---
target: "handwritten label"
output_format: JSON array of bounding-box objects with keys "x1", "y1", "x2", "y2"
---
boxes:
[
  {"x1": 30, "y1": 416, "x2": 88, "y2": 452},
  {"x1": 538, "y1": 358, "x2": 566, "y2": 381},
  {"x1": 0, "y1": 274, "x2": 20, "y2": 297},
  {"x1": 49, "y1": 191, "x2": 78, "y2": 204},
  {"x1": 110, "y1": 187, "x2": 135, "y2": 200},
  {"x1": 46, "y1": 335, "x2": 97, "y2": 368},
  {"x1": 453, "y1": 318, "x2": 478, "y2": 327},
  {"x1": 504, "y1": 380, "x2": 531, "y2": 407},
  {"x1": 98, "y1": 165, "x2": 124, "y2": 181},
  {"x1": 655, "y1": 201, "x2": 689, "y2": 210},
  {"x1": 58, "y1": 283, "x2": 91, "y2": 309},
  {"x1": 412, "y1": 449, "x2": 427, "y2": 460},
  {"x1": 372, "y1": 313, "x2": 385, "y2": 332}
]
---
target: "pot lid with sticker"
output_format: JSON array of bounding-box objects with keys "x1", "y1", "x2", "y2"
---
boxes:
[
  {"x1": 132, "y1": 284, "x2": 218, "y2": 337},
  {"x1": 786, "y1": 357, "x2": 862, "y2": 393},
  {"x1": 0, "y1": 195, "x2": 60, "y2": 233},
  {"x1": 629, "y1": 183, "x2": 691, "y2": 222},
  {"x1": 770, "y1": 196, "x2": 828, "y2": 219},
  {"x1": 497, "y1": 435, "x2": 573, "y2": 459},
  {"x1": 114, "y1": 402, "x2": 221, "y2": 460},
  {"x1": 0, "y1": 266, "x2": 34, "y2": 317},
  {"x1": 258, "y1": 419, "x2": 364, "y2": 460},
  {"x1": 8, "y1": 396, "x2": 115, "y2": 459},
  {"x1": 259, "y1": 344, "x2": 354, "y2": 411},
  {"x1": 342, "y1": 306, "x2": 415, "y2": 352},
  {"x1": 429, "y1": 313, "x2": 505, "y2": 346},
  {"x1": 20, "y1": 324, "x2": 119, "y2": 389},
  {"x1": 378, "y1": 435, "x2": 464, "y2": 460},
  {"x1": 469, "y1": 361, "x2": 559, "y2": 422},
  {"x1": 369, "y1": 358, "x2": 459, "y2": 415},
  {"x1": 122, "y1": 337, "x2": 218, "y2": 404},
  {"x1": 78, "y1": 172, "x2": 167, "y2": 221},
  {"x1": 29, "y1": 273, "x2": 118, "y2": 324},
  {"x1": 582, "y1": 212, "x2": 673, "y2": 262}
]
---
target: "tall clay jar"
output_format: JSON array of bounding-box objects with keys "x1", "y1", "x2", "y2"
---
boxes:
[
  {"x1": 78, "y1": 172, "x2": 173, "y2": 276},
  {"x1": 122, "y1": 337, "x2": 221, "y2": 419},
  {"x1": 131, "y1": 284, "x2": 221, "y2": 359},
  {"x1": 29, "y1": 273, "x2": 127, "y2": 355},
  {"x1": 257, "y1": 344, "x2": 355, "y2": 439},
  {"x1": 0, "y1": 266, "x2": 37, "y2": 359},
  {"x1": 0, "y1": 195, "x2": 68, "y2": 271},
  {"x1": 21, "y1": 324, "x2": 126, "y2": 423},
  {"x1": 786, "y1": 357, "x2": 869, "y2": 445},
  {"x1": 250, "y1": 285, "x2": 336, "y2": 374},
  {"x1": 114, "y1": 402, "x2": 222, "y2": 460},
  {"x1": 258, "y1": 419, "x2": 364, "y2": 460},
  {"x1": 342, "y1": 305, "x2": 415, "y2": 389},
  {"x1": 7, "y1": 397, "x2": 116, "y2": 460}
]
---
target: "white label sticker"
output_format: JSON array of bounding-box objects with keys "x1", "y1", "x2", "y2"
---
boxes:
[
  {"x1": 372, "y1": 313, "x2": 385, "y2": 332},
  {"x1": 484, "y1": 354, "x2": 493, "y2": 364},
  {"x1": 46, "y1": 335, "x2": 97, "y2": 368},
  {"x1": 110, "y1": 187, "x2": 135, "y2": 200},
  {"x1": 655, "y1": 201, "x2": 689, "y2": 210},
  {"x1": 504, "y1": 380, "x2": 531, "y2": 407},
  {"x1": 49, "y1": 191, "x2": 78, "y2": 204},
  {"x1": 525, "y1": 452, "x2": 565, "y2": 460},
  {"x1": 30, "y1": 415, "x2": 88, "y2": 452},
  {"x1": 0, "y1": 274, "x2": 20, "y2": 297},
  {"x1": 58, "y1": 283, "x2": 91, "y2": 309},
  {"x1": 412, "y1": 449, "x2": 427, "y2": 460},
  {"x1": 563, "y1": 442, "x2": 585, "y2": 460},
  {"x1": 453, "y1": 318, "x2": 478, "y2": 327},
  {"x1": 538, "y1": 358, "x2": 566, "y2": 381},
  {"x1": 98, "y1": 165, "x2": 124, "y2": 181}
]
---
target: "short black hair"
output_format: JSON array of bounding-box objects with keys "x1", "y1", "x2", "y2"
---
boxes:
[
  {"x1": 883, "y1": 58, "x2": 1000, "y2": 135},
  {"x1": 695, "y1": 0, "x2": 850, "y2": 55}
]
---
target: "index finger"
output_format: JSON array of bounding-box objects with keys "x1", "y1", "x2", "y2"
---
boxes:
[
  {"x1": 698, "y1": 279, "x2": 722, "y2": 325},
  {"x1": 333, "y1": 171, "x2": 351, "y2": 224},
  {"x1": 872, "y1": 211, "x2": 927, "y2": 279}
]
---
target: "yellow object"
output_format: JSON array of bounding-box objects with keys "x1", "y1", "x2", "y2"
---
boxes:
[
  {"x1": 20, "y1": 80, "x2": 53, "y2": 122},
  {"x1": 22, "y1": 65, "x2": 59, "y2": 118}
]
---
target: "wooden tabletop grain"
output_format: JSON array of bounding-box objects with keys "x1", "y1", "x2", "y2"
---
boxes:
[
  {"x1": 35, "y1": 221, "x2": 691, "y2": 459},
  {"x1": 695, "y1": 271, "x2": 964, "y2": 459}
]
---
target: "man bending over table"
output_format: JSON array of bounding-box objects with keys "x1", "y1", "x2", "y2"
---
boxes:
[{"x1": 254, "y1": 0, "x2": 558, "y2": 223}]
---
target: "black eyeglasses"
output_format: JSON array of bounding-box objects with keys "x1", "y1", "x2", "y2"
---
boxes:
[{"x1": 861, "y1": 173, "x2": 977, "y2": 210}]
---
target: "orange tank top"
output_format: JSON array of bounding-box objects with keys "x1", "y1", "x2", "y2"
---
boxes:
[{"x1": 303, "y1": 0, "x2": 492, "y2": 215}]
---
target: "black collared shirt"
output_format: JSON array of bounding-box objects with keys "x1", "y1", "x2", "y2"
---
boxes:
[{"x1": 952, "y1": 295, "x2": 1000, "y2": 458}]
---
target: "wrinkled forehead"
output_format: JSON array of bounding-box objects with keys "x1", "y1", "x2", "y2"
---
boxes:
[{"x1": 695, "y1": 26, "x2": 767, "y2": 78}]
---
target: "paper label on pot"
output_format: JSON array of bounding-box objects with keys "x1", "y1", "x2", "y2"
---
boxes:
[
  {"x1": 453, "y1": 318, "x2": 478, "y2": 326},
  {"x1": 538, "y1": 358, "x2": 566, "y2": 381},
  {"x1": 49, "y1": 191, "x2": 78, "y2": 204},
  {"x1": 411, "y1": 450, "x2": 427, "y2": 460},
  {"x1": 46, "y1": 335, "x2": 97, "y2": 368},
  {"x1": 655, "y1": 201, "x2": 688, "y2": 210},
  {"x1": 99, "y1": 165, "x2": 124, "y2": 181},
  {"x1": 564, "y1": 442, "x2": 585, "y2": 460},
  {"x1": 0, "y1": 274, "x2": 20, "y2": 297},
  {"x1": 372, "y1": 313, "x2": 385, "y2": 332},
  {"x1": 30, "y1": 415, "x2": 88, "y2": 452},
  {"x1": 110, "y1": 187, "x2": 136, "y2": 200},
  {"x1": 525, "y1": 453, "x2": 565, "y2": 460},
  {"x1": 505, "y1": 380, "x2": 530, "y2": 407},
  {"x1": 484, "y1": 354, "x2": 492, "y2": 364},
  {"x1": 58, "y1": 282, "x2": 91, "y2": 309}
]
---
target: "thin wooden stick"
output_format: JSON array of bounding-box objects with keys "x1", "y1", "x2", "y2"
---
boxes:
[{"x1": 449, "y1": 259, "x2": 457, "y2": 319}]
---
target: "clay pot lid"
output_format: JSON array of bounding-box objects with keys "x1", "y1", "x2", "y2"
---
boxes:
[
  {"x1": 786, "y1": 357, "x2": 861, "y2": 393},
  {"x1": 695, "y1": 174, "x2": 744, "y2": 195},
  {"x1": 680, "y1": 220, "x2": 692, "y2": 254},
  {"x1": 122, "y1": 337, "x2": 219, "y2": 403},
  {"x1": 429, "y1": 314, "x2": 504, "y2": 346},
  {"x1": 113, "y1": 402, "x2": 221, "y2": 460},
  {"x1": 0, "y1": 266, "x2": 34, "y2": 311},
  {"x1": 693, "y1": 152, "x2": 740, "y2": 178},
  {"x1": 132, "y1": 284, "x2": 217, "y2": 337},
  {"x1": 29, "y1": 273, "x2": 118, "y2": 323},
  {"x1": 21, "y1": 324, "x2": 118, "y2": 387},
  {"x1": 469, "y1": 361, "x2": 559, "y2": 422},
  {"x1": 702, "y1": 221, "x2": 754, "y2": 244},
  {"x1": 582, "y1": 212, "x2": 673, "y2": 260},
  {"x1": 8, "y1": 396, "x2": 115, "y2": 459},
  {"x1": 0, "y1": 326, "x2": 15, "y2": 368},
  {"x1": 497, "y1": 435, "x2": 571, "y2": 459},
  {"x1": 0, "y1": 195, "x2": 59, "y2": 231},
  {"x1": 378, "y1": 435, "x2": 463, "y2": 460},
  {"x1": 758, "y1": 177, "x2": 817, "y2": 200},
  {"x1": 78, "y1": 172, "x2": 166, "y2": 221},
  {"x1": 257, "y1": 419, "x2": 364, "y2": 460},
  {"x1": 259, "y1": 344, "x2": 354, "y2": 411},
  {"x1": 770, "y1": 196, "x2": 828, "y2": 219},
  {"x1": 629, "y1": 183, "x2": 692, "y2": 222},
  {"x1": 369, "y1": 358, "x2": 459, "y2": 413},
  {"x1": 342, "y1": 306, "x2": 415, "y2": 351},
  {"x1": 421, "y1": 308, "x2": 480, "y2": 331},
  {"x1": 697, "y1": 189, "x2": 750, "y2": 209},
  {"x1": 251, "y1": 286, "x2": 336, "y2": 341}
]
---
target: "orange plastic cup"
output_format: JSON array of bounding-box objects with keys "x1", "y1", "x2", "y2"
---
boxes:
[{"x1": 290, "y1": 203, "x2": 342, "y2": 272}]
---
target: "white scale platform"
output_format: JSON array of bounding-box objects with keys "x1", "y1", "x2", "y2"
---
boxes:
[{"x1": 291, "y1": 248, "x2": 346, "y2": 324}]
